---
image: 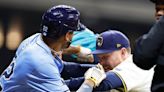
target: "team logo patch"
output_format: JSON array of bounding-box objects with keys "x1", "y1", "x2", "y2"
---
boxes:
[
  {"x1": 116, "y1": 44, "x2": 121, "y2": 48},
  {"x1": 97, "y1": 36, "x2": 103, "y2": 47}
]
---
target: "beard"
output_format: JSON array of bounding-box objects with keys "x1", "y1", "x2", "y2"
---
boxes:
[{"x1": 62, "y1": 40, "x2": 72, "y2": 49}]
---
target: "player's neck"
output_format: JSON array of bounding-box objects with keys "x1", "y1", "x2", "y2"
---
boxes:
[
  {"x1": 50, "y1": 42, "x2": 63, "y2": 52},
  {"x1": 42, "y1": 36, "x2": 63, "y2": 52}
]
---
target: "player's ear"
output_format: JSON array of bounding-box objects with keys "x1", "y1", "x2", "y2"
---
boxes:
[
  {"x1": 120, "y1": 47, "x2": 127, "y2": 59},
  {"x1": 65, "y1": 31, "x2": 73, "y2": 41}
]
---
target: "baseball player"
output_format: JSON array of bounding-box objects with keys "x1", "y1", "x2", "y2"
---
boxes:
[
  {"x1": 133, "y1": 0, "x2": 164, "y2": 92},
  {"x1": 0, "y1": 5, "x2": 106, "y2": 92},
  {"x1": 64, "y1": 30, "x2": 154, "y2": 92},
  {"x1": 92, "y1": 30, "x2": 154, "y2": 92},
  {"x1": 62, "y1": 24, "x2": 98, "y2": 63}
]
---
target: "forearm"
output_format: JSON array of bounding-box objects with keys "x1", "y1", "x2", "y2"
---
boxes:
[
  {"x1": 94, "y1": 71, "x2": 123, "y2": 91},
  {"x1": 76, "y1": 64, "x2": 106, "y2": 92},
  {"x1": 76, "y1": 80, "x2": 94, "y2": 92},
  {"x1": 62, "y1": 46, "x2": 80, "y2": 54},
  {"x1": 61, "y1": 62, "x2": 95, "y2": 79},
  {"x1": 65, "y1": 77, "x2": 85, "y2": 91}
]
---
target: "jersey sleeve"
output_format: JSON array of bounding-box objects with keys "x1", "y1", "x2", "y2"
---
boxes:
[
  {"x1": 133, "y1": 16, "x2": 164, "y2": 69},
  {"x1": 71, "y1": 28, "x2": 97, "y2": 51},
  {"x1": 61, "y1": 62, "x2": 95, "y2": 79},
  {"x1": 27, "y1": 62, "x2": 70, "y2": 92},
  {"x1": 93, "y1": 71, "x2": 123, "y2": 91}
]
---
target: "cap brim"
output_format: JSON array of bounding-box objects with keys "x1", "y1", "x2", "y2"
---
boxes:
[{"x1": 92, "y1": 49, "x2": 114, "y2": 55}]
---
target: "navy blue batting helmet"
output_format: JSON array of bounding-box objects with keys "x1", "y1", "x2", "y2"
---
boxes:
[{"x1": 40, "y1": 5, "x2": 80, "y2": 39}]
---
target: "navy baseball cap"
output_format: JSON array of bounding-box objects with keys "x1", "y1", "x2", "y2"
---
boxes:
[{"x1": 92, "y1": 30, "x2": 130, "y2": 54}]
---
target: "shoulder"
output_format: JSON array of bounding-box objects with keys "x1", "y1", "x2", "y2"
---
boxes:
[
  {"x1": 18, "y1": 43, "x2": 53, "y2": 67},
  {"x1": 18, "y1": 46, "x2": 60, "y2": 74},
  {"x1": 113, "y1": 55, "x2": 153, "y2": 75},
  {"x1": 112, "y1": 55, "x2": 154, "y2": 91},
  {"x1": 16, "y1": 33, "x2": 40, "y2": 55}
]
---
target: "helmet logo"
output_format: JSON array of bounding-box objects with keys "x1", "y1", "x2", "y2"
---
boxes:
[
  {"x1": 53, "y1": 12, "x2": 64, "y2": 18},
  {"x1": 116, "y1": 44, "x2": 121, "y2": 48},
  {"x1": 43, "y1": 25, "x2": 48, "y2": 36},
  {"x1": 97, "y1": 36, "x2": 103, "y2": 47}
]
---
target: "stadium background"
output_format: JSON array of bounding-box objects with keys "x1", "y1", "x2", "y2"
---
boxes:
[{"x1": 0, "y1": 0, "x2": 155, "y2": 74}]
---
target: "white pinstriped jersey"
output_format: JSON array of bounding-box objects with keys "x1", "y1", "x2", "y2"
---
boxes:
[{"x1": 112, "y1": 55, "x2": 154, "y2": 92}]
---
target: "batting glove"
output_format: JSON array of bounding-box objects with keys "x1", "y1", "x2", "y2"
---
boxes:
[{"x1": 84, "y1": 64, "x2": 106, "y2": 87}]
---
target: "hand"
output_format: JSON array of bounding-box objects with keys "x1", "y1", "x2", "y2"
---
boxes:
[
  {"x1": 84, "y1": 64, "x2": 106, "y2": 87},
  {"x1": 77, "y1": 46, "x2": 94, "y2": 63},
  {"x1": 78, "y1": 46, "x2": 92, "y2": 55}
]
